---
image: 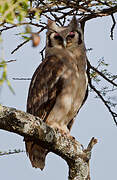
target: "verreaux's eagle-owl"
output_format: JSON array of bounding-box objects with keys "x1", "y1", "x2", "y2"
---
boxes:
[{"x1": 25, "y1": 16, "x2": 88, "y2": 170}]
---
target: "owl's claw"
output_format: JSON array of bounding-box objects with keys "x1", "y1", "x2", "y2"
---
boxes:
[
  {"x1": 57, "y1": 128, "x2": 70, "y2": 136},
  {"x1": 46, "y1": 121, "x2": 70, "y2": 136}
]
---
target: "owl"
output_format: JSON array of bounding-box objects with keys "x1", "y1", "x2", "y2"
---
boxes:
[{"x1": 25, "y1": 16, "x2": 88, "y2": 170}]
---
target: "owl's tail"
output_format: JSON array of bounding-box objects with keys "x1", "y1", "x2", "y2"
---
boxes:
[{"x1": 25, "y1": 141, "x2": 48, "y2": 170}]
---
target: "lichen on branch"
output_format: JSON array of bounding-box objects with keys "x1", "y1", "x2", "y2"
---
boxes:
[{"x1": 0, "y1": 105, "x2": 97, "y2": 180}]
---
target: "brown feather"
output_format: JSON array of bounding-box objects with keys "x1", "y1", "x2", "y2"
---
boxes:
[
  {"x1": 25, "y1": 16, "x2": 88, "y2": 170},
  {"x1": 26, "y1": 53, "x2": 71, "y2": 169}
]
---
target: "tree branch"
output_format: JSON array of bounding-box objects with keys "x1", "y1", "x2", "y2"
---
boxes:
[
  {"x1": 81, "y1": 5, "x2": 117, "y2": 23},
  {"x1": 11, "y1": 39, "x2": 30, "y2": 54},
  {"x1": 89, "y1": 81, "x2": 117, "y2": 126},
  {"x1": 87, "y1": 60, "x2": 117, "y2": 87},
  {"x1": 87, "y1": 60, "x2": 117, "y2": 126},
  {"x1": 0, "y1": 105, "x2": 97, "y2": 180},
  {"x1": 110, "y1": 14, "x2": 116, "y2": 40}
]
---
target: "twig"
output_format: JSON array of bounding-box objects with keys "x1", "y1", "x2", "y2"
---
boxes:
[
  {"x1": 11, "y1": 39, "x2": 30, "y2": 54},
  {"x1": 12, "y1": 78, "x2": 31, "y2": 80},
  {"x1": 87, "y1": 59, "x2": 117, "y2": 126},
  {"x1": 0, "y1": 25, "x2": 16, "y2": 33},
  {"x1": 37, "y1": 25, "x2": 47, "y2": 33},
  {"x1": 89, "y1": 79, "x2": 117, "y2": 126},
  {"x1": 10, "y1": 25, "x2": 46, "y2": 54},
  {"x1": 40, "y1": 46, "x2": 46, "y2": 60},
  {"x1": 87, "y1": 137, "x2": 98, "y2": 151},
  {"x1": 0, "y1": 22, "x2": 44, "y2": 33},
  {"x1": 81, "y1": 5, "x2": 117, "y2": 23},
  {"x1": 0, "y1": 60, "x2": 16, "y2": 65},
  {"x1": 87, "y1": 60, "x2": 117, "y2": 87},
  {"x1": 0, "y1": 149, "x2": 25, "y2": 156},
  {"x1": 50, "y1": 12, "x2": 63, "y2": 26},
  {"x1": 110, "y1": 14, "x2": 116, "y2": 40}
]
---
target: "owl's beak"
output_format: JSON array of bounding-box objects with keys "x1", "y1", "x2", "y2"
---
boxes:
[{"x1": 63, "y1": 40, "x2": 67, "y2": 48}]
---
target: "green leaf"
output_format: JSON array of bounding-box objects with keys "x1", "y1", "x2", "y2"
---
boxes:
[
  {"x1": 2, "y1": 2, "x2": 9, "y2": 14},
  {"x1": 17, "y1": 14, "x2": 23, "y2": 22},
  {"x1": 21, "y1": 2, "x2": 28, "y2": 11},
  {"x1": 0, "y1": 5, "x2": 2, "y2": 12},
  {"x1": 22, "y1": 35, "x2": 30, "y2": 40},
  {"x1": 0, "y1": 79, "x2": 4, "y2": 85},
  {"x1": 0, "y1": 36, "x2": 2, "y2": 43},
  {"x1": 6, "y1": 12, "x2": 14, "y2": 23},
  {"x1": 6, "y1": 79, "x2": 15, "y2": 94},
  {"x1": 25, "y1": 25, "x2": 32, "y2": 34}
]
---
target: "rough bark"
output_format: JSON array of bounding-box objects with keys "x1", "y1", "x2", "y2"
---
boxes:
[{"x1": 0, "y1": 105, "x2": 97, "y2": 180}]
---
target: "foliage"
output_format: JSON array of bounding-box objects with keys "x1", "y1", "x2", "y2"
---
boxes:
[
  {"x1": 0, "y1": 149, "x2": 24, "y2": 156},
  {"x1": 0, "y1": 35, "x2": 15, "y2": 93},
  {"x1": 0, "y1": 0, "x2": 29, "y2": 23}
]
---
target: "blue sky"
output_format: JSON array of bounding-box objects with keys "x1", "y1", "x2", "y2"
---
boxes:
[{"x1": 0, "y1": 14, "x2": 117, "y2": 180}]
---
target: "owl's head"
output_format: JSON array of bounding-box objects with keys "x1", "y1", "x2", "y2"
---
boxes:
[{"x1": 46, "y1": 16, "x2": 84, "y2": 53}]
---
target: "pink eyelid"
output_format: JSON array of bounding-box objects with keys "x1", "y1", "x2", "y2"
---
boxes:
[
  {"x1": 55, "y1": 33, "x2": 60, "y2": 36},
  {"x1": 69, "y1": 32, "x2": 75, "y2": 35}
]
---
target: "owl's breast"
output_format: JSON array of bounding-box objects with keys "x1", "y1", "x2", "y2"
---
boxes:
[{"x1": 66, "y1": 70, "x2": 88, "y2": 122}]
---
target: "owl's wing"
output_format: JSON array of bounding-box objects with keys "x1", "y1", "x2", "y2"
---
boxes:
[
  {"x1": 27, "y1": 55, "x2": 67, "y2": 122},
  {"x1": 26, "y1": 55, "x2": 70, "y2": 169}
]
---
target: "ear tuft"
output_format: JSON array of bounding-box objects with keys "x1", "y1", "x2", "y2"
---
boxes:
[
  {"x1": 70, "y1": 16, "x2": 77, "y2": 25},
  {"x1": 47, "y1": 19, "x2": 58, "y2": 31},
  {"x1": 47, "y1": 19, "x2": 54, "y2": 26},
  {"x1": 69, "y1": 16, "x2": 80, "y2": 30}
]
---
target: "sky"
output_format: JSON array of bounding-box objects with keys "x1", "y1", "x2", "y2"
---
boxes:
[{"x1": 0, "y1": 14, "x2": 117, "y2": 180}]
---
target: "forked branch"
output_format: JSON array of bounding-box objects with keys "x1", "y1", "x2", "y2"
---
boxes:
[{"x1": 0, "y1": 105, "x2": 97, "y2": 180}]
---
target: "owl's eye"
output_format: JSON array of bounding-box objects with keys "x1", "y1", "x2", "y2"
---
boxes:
[
  {"x1": 54, "y1": 33, "x2": 62, "y2": 40},
  {"x1": 67, "y1": 32, "x2": 75, "y2": 38}
]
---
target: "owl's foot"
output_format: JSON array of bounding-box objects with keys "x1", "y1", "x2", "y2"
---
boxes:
[
  {"x1": 58, "y1": 127, "x2": 70, "y2": 136},
  {"x1": 46, "y1": 122, "x2": 70, "y2": 136}
]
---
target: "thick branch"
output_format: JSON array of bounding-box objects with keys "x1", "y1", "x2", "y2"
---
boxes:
[
  {"x1": 84, "y1": 4, "x2": 117, "y2": 21},
  {"x1": 0, "y1": 105, "x2": 97, "y2": 180}
]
